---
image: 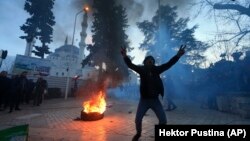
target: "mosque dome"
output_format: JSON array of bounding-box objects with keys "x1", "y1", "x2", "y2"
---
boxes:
[
  {"x1": 46, "y1": 36, "x2": 81, "y2": 77},
  {"x1": 55, "y1": 44, "x2": 79, "y2": 55}
]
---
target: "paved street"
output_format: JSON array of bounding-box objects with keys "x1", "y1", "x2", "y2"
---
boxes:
[{"x1": 1, "y1": 97, "x2": 250, "y2": 141}]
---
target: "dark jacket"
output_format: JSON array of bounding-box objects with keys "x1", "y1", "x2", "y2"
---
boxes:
[
  {"x1": 123, "y1": 55, "x2": 180, "y2": 99},
  {"x1": 34, "y1": 79, "x2": 47, "y2": 94}
]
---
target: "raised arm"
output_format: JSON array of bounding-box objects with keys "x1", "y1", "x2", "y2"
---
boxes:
[
  {"x1": 157, "y1": 45, "x2": 186, "y2": 74},
  {"x1": 121, "y1": 47, "x2": 142, "y2": 73}
]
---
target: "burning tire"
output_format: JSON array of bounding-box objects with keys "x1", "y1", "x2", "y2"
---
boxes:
[
  {"x1": 81, "y1": 111, "x2": 104, "y2": 121},
  {"x1": 80, "y1": 91, "x2": 106, "y2": 121}
]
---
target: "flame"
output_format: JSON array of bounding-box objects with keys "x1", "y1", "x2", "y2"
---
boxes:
[{"x1": 83, "y1": 91, "x2": 106, "y2": 114}]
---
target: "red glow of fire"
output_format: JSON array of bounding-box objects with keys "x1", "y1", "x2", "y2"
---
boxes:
[{"x1": 82, "y1": 91, "x2": 106, "y2": 114}]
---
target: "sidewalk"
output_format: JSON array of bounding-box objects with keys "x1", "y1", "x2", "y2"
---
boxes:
[{"x1": 0, "y1": 97, "x2": 250, "y2": 141}]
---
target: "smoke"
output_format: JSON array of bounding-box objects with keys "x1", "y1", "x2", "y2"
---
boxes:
[
  {"x1": 117, "y1": 0, "x2": 144, "y2": 24},
  {"x1": 53, "y1": 24, "x2": 72, "y2": 44},
  {"x1": 51, "y1": 1, "x2": 77, "y2": 51},
  {"x1": 70, "y1": 0, "x2": 93, "y2": 8},
  {"x1": 76, "y1": 74, "x2": 111, "y2": 100},
  {"x1": 69, "y1": 0, "x2": 197, "y2": 99},
  {"x1": 69, "y1": 0, "x2": 195, "y2": 19},
  {"x1": 51, "y1": 0, "x2": 92, "y2": 50},
  {"x1": 117, "y1": 0, "x2": 195, "y2": 23},
  {"x1": 70, "y1": 0, "x2": 144, "y2": 24}
]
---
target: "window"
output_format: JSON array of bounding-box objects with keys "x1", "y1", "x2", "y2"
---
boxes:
[{"x1": 62, "y1": 72, "x2": 64, "y2": 76}]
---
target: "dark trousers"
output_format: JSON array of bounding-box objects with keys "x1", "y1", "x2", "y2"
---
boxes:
[
  {"x1": 3, "y1": 93, "x2": 10, "y2": 109},
  {"x1": 25, "y1": 92, "x2": 31, "y2": 104},
  {"x1": 33, "y1": 92, "x2": 43, "y2": 106},
  {"x1": 9, "y1": 93, "x2": 21, "y2": 111},
  {"x1": 135, "y1": 98, "x2": 167, "y2": 134},
  {"x1": 0, "y1": 92, "x2": 5, "y2": 108}
]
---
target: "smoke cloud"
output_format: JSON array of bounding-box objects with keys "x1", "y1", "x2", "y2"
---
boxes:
[
  {"x1": 68, "y1": 0, "x2": 196, "y2": 99},
  {"x1": 53, "y1": 24, "x2": 72, "y2": 44},
  {"x1": 117, "y1": 0, "x2": 144, "y2": 24}
]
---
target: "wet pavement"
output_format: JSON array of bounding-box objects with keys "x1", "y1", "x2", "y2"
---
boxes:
[{"x1": 1, "y1": 97, "x2": 250, "y2": 141}]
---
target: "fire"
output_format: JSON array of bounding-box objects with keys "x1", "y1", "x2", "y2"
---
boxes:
[{"x1": 83, "y1": 91, "x2": 106, "y2": 114}]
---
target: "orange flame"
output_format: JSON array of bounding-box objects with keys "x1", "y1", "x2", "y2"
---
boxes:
[{"x1": 83, "y1": 91, "x2": 106, "y2": 114}]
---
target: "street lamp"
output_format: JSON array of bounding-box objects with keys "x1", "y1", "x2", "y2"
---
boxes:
[
  {"x1": 72, "y1": 6, "x2": 89, "y2": 45},
  {"x1": 72, "y1": 10, "x2": 83, "y2": 45},
  {"x1": 65, "y1": 6, "x2": 89, "y2": 100}
]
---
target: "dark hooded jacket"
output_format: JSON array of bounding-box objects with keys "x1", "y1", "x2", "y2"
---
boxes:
[{"x1": 123, "y1": 55, "x2": 180, "y2": 99}]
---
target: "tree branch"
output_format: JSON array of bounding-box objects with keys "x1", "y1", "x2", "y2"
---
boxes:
[
  {"x1": 236, "y1": 31, "x2": 249, "y2": 46},
  {"x1": 213, "y1": 4, "x2": 250, "y2": 17}
]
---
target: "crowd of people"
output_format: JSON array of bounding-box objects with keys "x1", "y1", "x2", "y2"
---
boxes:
[{"x1": 0, "y1": 71, "x2": 48, "y2": 113}]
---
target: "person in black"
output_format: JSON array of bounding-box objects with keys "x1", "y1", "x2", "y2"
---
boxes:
[
  {"x1": 33, "y1": 77, "x2": 47, "y2": 106},
  {"x1": 40, "y1": 79, "x2": 48, "y2": 104},
  {"x1": 9, "y1": 74, "x2": 22, "y2": 113},
  {"x1": 26, "y1": 79, "x2": 35, "y2": 104},
  {"x1": 121, "y1": 45, "x2": 186, "y2": 141},
  {"x1": 0, "y1": 71, "x2": 11, "y2": 111},
  {"x1": 19, "y1": 71, "x2": 28, "y2": 104}
]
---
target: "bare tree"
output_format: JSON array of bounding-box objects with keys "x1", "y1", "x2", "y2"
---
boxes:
[{"x1": 192, "y1": 0, "x2": 250, "y2": 48}]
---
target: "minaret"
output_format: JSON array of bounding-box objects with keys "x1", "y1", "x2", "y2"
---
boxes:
[
  {"x1": 65, "y1": 35, "x2": 68, "y2": 45},
  {"x1": 79, "y1": 7, "x2": 89, "y2": 62}
]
